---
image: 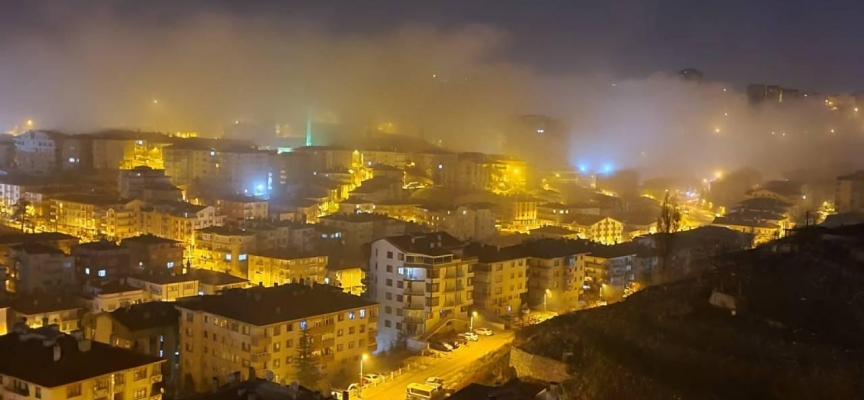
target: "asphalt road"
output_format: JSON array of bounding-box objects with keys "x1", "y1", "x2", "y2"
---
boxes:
[{"x1": 359, "y1": 330, "x2": 515, "y2": 399}]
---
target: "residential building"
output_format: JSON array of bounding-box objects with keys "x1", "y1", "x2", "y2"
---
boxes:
[
  {"x1": 411, "y1": 150, "x2": 458, "y2": 186},
  {"x1": 91, "y1": 130, "x2": 171, "y2": 170},
  {"x1": 711, "y1": 216, "x2": 781, "y2": 245},
  {"x1": 583, "y1": 242, "x2": 646, "y2": 290},
  {"x1": 566, "y1": 215, "x2": 624, "y2": 245},
  {"x1": 119, "y1": 167, "x2": 182, "y2": 202},
  {"x1": 465, "y1": 243, "x2": 529, "y2": 316},
  {"x1": 13, "y1": 130, "x2": 84, "y2": 175},
  {"x1": 370, "y1": 164, "x2": 406, "y2": 185},
  {"x1": 7, "y1": 294, "x2": 84, "y2": 333},
  {"x1": 0, "y1": 232, "x2": 78, "y2": 293},
  {"x1": 290, "y1": 146, "x2": 358, "y2": 172},
  {"x1": 529, "y1": 225, "x2": 579, "y2": 240},
  {"x1": 524, "y1": 239, "x2": 592, "y2": 313},
  {"x1": 192, "y1": 227, "x2": 257, "y2": 278},
  {"x1": 0, "y1": 175, "x2": 51, "y2": 217},
  {"x1": 82, "y1": 280, "x2": 146, "y2": 313},
  {"x1": 214, "y1": 195, "x2": 269, "y2": 222},
  {"x1": 73, "y1": 241, "x2": 131, "y2": 281},
  {"x1": 374, "y1": 200, "x2": 421, "y2": 222},
  {"x1": 127, "y1": 271, "x2": 199, "y2": 302},
  {"x1": 175, "y1": 284, "x2": 379, "y2": 392},
  {"x1": 503, "y1": 195, "x2": 541, "y2": 229},
  {"x1": 319, "y1": 213, "x2": 406, "y2": 255},
  {"x1": 163, "y1": 140, "x2": 271, "y2": 197},
  {"x1": 337, "y1": 198, "x2": 375, "y2": 214},
  {"x1": 140, "y1": 202, "x2": 223, "y2": 244},
  {"x1": 326, "y1": 265, "x2": 365, "y2": 297},
  {"x1": 0, "y1": 305, "x2": 8, "y2": 335},
  {"x1": 247, "y1": 249, "x2": 328, "y2": 287},
  {"x1": 51, "y1": 195, "x2": 144, "y2": 241},
  {"x1": 836, "y1": 171, "x2": 864, "y2": 213},
  {"x1": 368, "y1": 232, "x2": 475, "y2": 351},
  {"x1": 361, "y1": 149, "x2": 407, "y2": 169},
  {"x1": 187, "y1": 269, "x2": 248, "y2": 295},
  {"x1": 11, "y1": 243, "x2": 77, "y2": 293},
  {"x1": 87, "y1": 301, "x2": 180, "y2": 395},
  {"x1": 419, "y1": 204, "x2": 496, "y2": 241},
  {"x1": 121, "y1": 235, "x2": 186, "y2": 272},
  {"x1": 536, "y1": 202, "x2": 573, "y2": 226},
  {"x1": 0, "y1": 326, "x2": 165, "y2": 400}
]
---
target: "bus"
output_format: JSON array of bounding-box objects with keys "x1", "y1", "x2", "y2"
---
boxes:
[{"x1": 406, "y1": 383, "x2": 443, "y2": 400}]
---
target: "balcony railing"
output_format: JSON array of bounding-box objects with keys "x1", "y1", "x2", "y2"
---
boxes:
[
  {"x1": 404, "y1": 302, "x2": 425, "y2": 310},
  {"x1": 252, "y1": 352, "x2": 271, "y2": 363},
  {"x1": 404, "y1": 286, "x2": 424, "y2": 295}
]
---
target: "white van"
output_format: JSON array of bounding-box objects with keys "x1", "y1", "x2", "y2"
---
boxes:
[{"x1": 406, "y1": 383, "x2": 441, "y2": 400}]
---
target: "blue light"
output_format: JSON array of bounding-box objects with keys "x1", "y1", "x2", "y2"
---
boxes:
[
  {"x1": 602, "y1": 164, "x2": 614, "y2": 174},
  {"x1": 256, "y1": 184, "x2": 264, "y2": 191},
  {"x1": 578, "y1": 164, "x2": 588, "y2": 173}
]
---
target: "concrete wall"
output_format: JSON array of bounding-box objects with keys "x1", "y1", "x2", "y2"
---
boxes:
[{"x1": 509, "y1": 347, "x2": 571, "y2": 383}]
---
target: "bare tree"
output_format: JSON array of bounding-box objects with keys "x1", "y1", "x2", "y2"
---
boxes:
[{"x1": 655, "y1": 192, "x2": 681, "y2": 282}]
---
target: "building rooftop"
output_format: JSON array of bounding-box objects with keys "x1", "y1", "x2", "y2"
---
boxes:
[
  {"x1": 382, "y1": 231, "x2": 464, "y2": 257},
  {"x1": 53, "y1": 193, "x2": 128, "y2": 207},
  {"x1": 128, "y1": 270, "x2": 198, "y2": 285},
  {"x1": 121, "y1": 234, "x2": 183, "y2": 246},
  {"x1": 87, "y1": 280, "x2": 143, "y2": 296},
  {"x1": 0, "y1": 327, "x2": 163, "y2": 388},
  {"x1": 110, "y1": 301, "x2": 180, "y2": 332},
  {"x1": 187, "y1": 269, "x2": 249, "y2": 286},
  {"x1": 464, "y1": 243, "x2": 529, "y2": 263},
  {"x1": 196, "y1": 226, "x2": 257, "y2": 236},
  {"x1": 736, "y1": 197, "x2": 793, "y2": 210},
  {"x1": 588, "y1": 242, "x2": 648, "y2": 259},
  {"x1": 74, "y1": 240, "x2": 124, "y2": 252},
  {"x1": 569, "y1": 214, "x2": 609, "y2": 226},
  {"x1": 0, "y1": 232, "x2": 77, "y2": 245},
  {"x1": 217, "y1": 194, "x2": 268, "y2": 203},
  {"x1": 11, "y1": 242, "x2": 68, "y2": 256},
  {"x1": 176, "y1": 284, "x2": 377, "y2": 326},
  {"x1": 191, "y1": 378, "x2": 327, "y2": 400},
  {"x1": 319, "y1": 213, "x2": 400, "y2": 223},
  {"x1": 530, "y1": 225, "x2": 578, "y2": 236},
  {"x1": 6, "y1": 294, "x2": 83, "y2": 315},
  {"x1": 249, "y1": 248, "x2": 326, "y2": 260},
  {"x1": 712, "y1": 216, "x2": 780, "y2": 229},
  {"x1": 523, "y1": 238, "x2": 595, "y2": 259},
  {"x1": 340, "y1": 197, "x2": 374, "y2": 205}
]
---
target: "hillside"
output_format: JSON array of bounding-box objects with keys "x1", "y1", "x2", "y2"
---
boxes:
[{"x1": 515, "y1": 228, "x2": 864, "y2": 399}]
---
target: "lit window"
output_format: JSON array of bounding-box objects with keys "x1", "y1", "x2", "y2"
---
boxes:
[
  {"x1": 397, "y1": 267, "x2": 404, "y2": 275},
  {"x1": 348, "y1": 312, "x2": 356, "y2": 320},
  {"x1": 239, "y1": 254, "x2": 247, "y2": 261},
  {"x1": 167, "y1": 262, "x2": 174, "y2": 268},
  {"x1": 210, "y1": 151, "x2": 216, "y2": 156},
  {"x1": 225, "y1": 254, "x2": 232, "y2": 261},
  {"x1": 98, "y1": 270, "x2": 106, "y2": 277},
  {"x1": 359, "y1": 309, "x2": 366, "y2": 318},
  {"x1": 68, "y1": 157, "x2": 76, "y2": 163},
  {"x1": 300, "y1": 320, "x2": 307, "y2": 330},
  {"x1": 84, "y1": 268, "x2": 90, "y2": 275}
]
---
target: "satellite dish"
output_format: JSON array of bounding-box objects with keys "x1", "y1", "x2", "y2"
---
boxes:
[{"x1": 265, "y1": 370, "x2": 276, "y2": 382}]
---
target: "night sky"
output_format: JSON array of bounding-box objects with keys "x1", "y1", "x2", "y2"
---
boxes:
[{"x1": 2, "y1": 0, "x2": 862, "y2": 92}]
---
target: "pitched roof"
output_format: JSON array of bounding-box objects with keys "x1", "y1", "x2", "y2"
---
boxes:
[
  {"x1": 569, "y1": 214, "x2": 608, "y2": 226},
  {"x1": 448, "y1": 379, "x2": 546, "y2": 400},
  {"x1": 11, "y1": 242, "x2": 67, "y2": 256},
  {"x1": 176, "y1": 284, "x2": 377, "y2": 326},
  {"x1": 381, "y1": 232, "x2": 463, "y2": 256},
  {"x1": 128, "y1": 271, "x2": 197, "y2": 285},
  {"x1": 187, "y1": 269, "x2": 249, "y2": 286},
  {"x1": 196, "y1": 226, "x2": 257, "y2": 236},
  {"x1": 464, "y1": 243, "x2": 529, "y2": 263},
  {"x1": 0, "y1": 329, "x2": 162, "y2": 388},
  {"x1": 7, "y1": 294, "x2": 83, "y2": 315},
  {"x1": 249, "y1": 248, "x2": 326, "y2": 261},
  {"x1": 523, "y1": 238, "x2": 595, "y2": 259},
  {"x1": 588, "y1": 242, "x2": 647, "y2": 259},
  {"x1": 0, "y1": 232, "x2": 77, "y2": 245},
  {"x1": 110, "y1": 301, "x2": 180, "y2": 331},
  {"x1": 121, "y1": 234, "x2": 183, "y2": 246}
]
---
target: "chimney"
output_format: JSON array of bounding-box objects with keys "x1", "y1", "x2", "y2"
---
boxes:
[{"x1": 53, "y1": 343, "x2": 62, "y2": 361}]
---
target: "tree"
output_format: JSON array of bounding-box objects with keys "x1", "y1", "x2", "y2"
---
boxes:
[
  {"x1": 294, "y1": 324, "x2": 323, "y2": 389},
  {"x1": 12, "y1": 200, "x2": 32, "y2": 233},
  {"x1": 655, "y1": 192, "x2": 681, "y2": 282}
]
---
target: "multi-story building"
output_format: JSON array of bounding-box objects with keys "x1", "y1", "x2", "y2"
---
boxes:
[
  {"x1": 81, "y1": 280, "x2": 146, "y2": 313},
  {"x1": 368, "y1": 232, "x2": 475, "y2": 351},
  {"x1": 119, "y1": 167, "x2": 181, "y2": 201},
  {"x1": 529, "y1": 225, "x2": 580, "y2": 240},
  {"x1": 214, "y1": 195, "x2": 269, "y2": 222},
  {"x1": 246, "y1": 249, "x2": 327, "y2": 287},
  {"x1": 326, "y1": 265, "x2": 365, "y2": 297},
  {"x1": 13, "y1": 130, "x2": 85, "y2": 175},
  {"x1": 7, "y1": 294, "x2": 85, "y2": 333},
  {"x1": 0, "y1": 232, "x2": 78, "y2": 293},
  {"x1": 91, "y1": 130, "x2": 171, "y2": 170},
  {"x1": 121, "y1": 235, "x2": 186, "y2": 272},
  {"x1": 410, "y1": 150, "x2": 458, "y2": 186},
  {"x1": 175, "y1": 284, "x2": 379, "y2": 392},
  {"x1": 73, "y1": 241, "x2": 131, "y2": 281},
  {"x1": 374, "y1": 200, "x2": 421, "y2": 222},
  {"x1": 140, "y1": 202, "x2": 223, "y2": 244},
  {"x1": 566, "y1": 215, "x2": 624, "y2": 245},
  {"x1": 836, "y1": 171, "x2": 864, "y2": 213},
  {"x1": 127, "y1": 271, "x2": 199, "y2": 302},
  {"x1": 0, "y1": 176, "x2": 52, "y2": 218},
  {"x1": 192, "y1": 227, "x2": 257, "y2": 278},
  {"x1": 337, "y1": 198, "x2": 376, "y2": 214},
  {"x1": 87, "y1": 301, "x2": 180, "y2": 396},
  {"x1": 188, "y1": 269, "x2": 249, "y2": 295},
  {"x1": 361, "y1": 149, "x2": 407, "y2": 169},
  {"x1": 0, "y1": 326, "x2": 165, "y2": 400},
  {"x1": 11, "y1": 243, "x2": 77, "y2": 293},
  {"x1": 51, "y1": 195, "x2": 144, "y2": 241},
  {"x1": 319, "y1": 213, "x2": 406, "y2": 255},
  {"x1": 524, "y1": 239, "x2": 592, "y2": 313},
  {"x1": 163, "y1": 140, "x2": 271, "y2": 197},
  {"x1": 583, "y1": 242, "x2": 646, "y2": 290},
  {"x1": 466, "y1": 244, "x2": 528, "y2": 317},
  {"x1": 419, "y1": 204, "x2": 496, "y2": 241},
  {"x1": 503, "y1": 195, "x2": 541, "y2": 229},
  {"x1": 289, "y1": 146, "x2": 359, "y2": 172},
  {"x1": 536, "y1": 202, "x2": 573, "y2": 226}
]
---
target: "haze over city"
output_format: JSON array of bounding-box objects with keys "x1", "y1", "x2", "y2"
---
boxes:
[{"x1": 2, "y1": 2, "x2": 864, "y2": 399}]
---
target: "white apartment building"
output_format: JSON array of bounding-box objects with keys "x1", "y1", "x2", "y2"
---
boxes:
[{"x1": 368, "y1": 232, "x2": 475, "y2": 352}]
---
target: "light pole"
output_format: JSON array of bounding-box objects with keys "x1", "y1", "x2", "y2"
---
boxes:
[
  {"x1": 470, "y1": 311, "x2": 477, "y2": 331},
  {"x1": 543, "y1": 289, "x2": 551, "y2": 313},
  {"x1": 359, "y1": 353, "x2": 368, "y2": 396}
]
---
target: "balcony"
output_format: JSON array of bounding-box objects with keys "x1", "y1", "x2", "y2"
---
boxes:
[
  {"x1": 93, "y1": 388, "x2": 109, "y2": 398},
  {"x1": 252, "y1": 352, "x2": 271, "y2": 363},
  {"x1": 404, "y1": 315, "x2": 425, "y2": 324},
  {"x1": 322, "y1": 338, "x2": 335, "y2": 347},
  {"x1": 404, "y1": 286, "x2": 424, "y2": 295},
  {"x1": 404, "y1": 302, "x2": 425, "y2": 310},
  {"x1": 150, "y1": 375, "x2": 162, "y2": 384},
  {"x1": 321, "y1": 353, "x2": 335, "y2": 363},
  {"x1": 308, "y1": 324, "x2": 334, "y2": 335}
]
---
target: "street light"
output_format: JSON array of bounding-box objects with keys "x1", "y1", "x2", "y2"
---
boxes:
[
  {"x1": 359, "y1": 353, "x2": 368, "y2": 389},
  {"x1": 470, "y1": 311, "x2": 477, "y2": 331},
  {"x1": 543, "y1": 289, "x2": 551, "y2": 313}
]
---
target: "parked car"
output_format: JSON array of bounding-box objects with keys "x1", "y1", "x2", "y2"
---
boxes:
[
  {"x1": 362, "y1": 373, "x2": 382, "y2": 384},
  {"x1": 443, "y1": 339, "x2": 461, "y2": 349},
  {"x1": 474, "y1": 327, "x2": 494, "y2": 336},
  {"x1": 459, "y1": 332, "x2": 479, "y2": 342},
  {"x1": 430, "y1": 341, "x2": 453, "y2": 352},
  {"x1": 425, "y1": 377, "x2": 445, "y2": 390}
]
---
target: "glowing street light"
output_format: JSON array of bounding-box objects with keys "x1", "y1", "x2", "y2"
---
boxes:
[
  {"x1": 714, "y1": 127, "x2": 721, "y2": 133},
  {"x1": 470, "y1": 311, "x2": 478, "y2": 331},
  {"x1": 359, "y1": 353, "x2": 369, "y2": 393},
  {"x1": 543, "y1": 289, "x2": 551, "y2": 313},
  {"x1": 714, "y1": 170, "x2": 723, "y2": 180},
  {"x1": 152, "y1": 99, "x2": 158, "y2": 104}
]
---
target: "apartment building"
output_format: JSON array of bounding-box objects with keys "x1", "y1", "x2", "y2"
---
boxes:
[
  {"x1": 0, "y1": 232, "x2": 78, "y2": 293},
  {"x1": 337, "y1": 198, "x2": 375, "y2": 214},
  {"x1": 536, "y1": 202, "x2": 573, "y2": 226},
  {"x1": 87, "y1": 302, "x2": 180, "y2": 395},
  {"x1": 247, "y1": 249, "x2": 328, "y2": 287},
  {"x1": 187, "y1": 269, "x2": 249, "y2": 295},
  {"x1": 7, "y1": 294, "x2": 85, "y2": 333},
  {"x1": 319, "y1": 213, "x2": 406, "y2": 253},
  {"x1": 192, "y1": 227, "x2": 257, "y2": 278},
  {"x1": 91, "y1": 130, "x2": 171, "y2": 170},
  {"x1": 127, "y1": 271, "x2": 199, "y2": 302},
  {"x1": 175, "y1": 284, "x2": 378, "y2": 392},
  {"x1": 566, "y1": 215, "x2": 624, "y2": 245},
  {"x1": 119, "y1": 167, "x2": 182, "y2": 202},
  {"x1": 13, "y1": 130, "x2": 82, "y2": 175},
  {"x1": 0, "y1": 326, "x2": 165, "y2": 400},
  {"x1": 368, "y1": 232, "x2": 475, "y2": 351},
  {"x1": 140, "y1": 202, "x2": 223, "y2": 244},
  {"x1": 529, "y1": 225, "x2": 580, "y2": 240},
  {"x1": 121, "y1": 235, "x2": 186, "y2": 272},
  {"x1": 361, "y1": 149, "x2": 407, "y2": 169},
  {"x1": 73, "y1": 241, "x2": 131, "y2": 281},
  {"x1": 465, "y1": 244, "x2": 529, "y2": 316},
  {"x1": 374, "y1": 200, "x2": 421, "y2": 222},
  {"x1": 524, "y1": 239, "x2": 592, "y2": 313},
  {"x1": 836, "y1": 171, "x2": 864, "y2": 213},
  {"x1": 583, "y1": 242, "x2": 649, "y2": 291},
  {"x1": 419, "y1": 204, "x2": 496, "y2": 241},
  {"x1": 410, "y1": 150, "x2": 458, "y2": 186},
  {"x1": 163, "y1": 141, "x2": 270, "y2": 197},
  {"x1": 326, "y1": 265, "x2": 365, "y2": 297},
  {"x1": 214, "y1": 195, "x2": 269, "y2": 222},
  {"x1": 82, "y1": 281, "x2": 146, "y2": 313},
  {"x1": 51, "y1": 195, "x2": 144, "y2": 241},
  {"x1": 11, "y1": 243, "x2": 77, "y2": 293}
]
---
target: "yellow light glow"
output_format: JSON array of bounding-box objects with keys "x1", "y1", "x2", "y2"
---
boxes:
[
  {"x1": 714, "y1": 127, "x2": 721, "y2": 133},
  {"x1": 153, "y1": 99, "x2": 158, "y2": 104},
  {"x1": 362, "y1": 353, "x2": 369, "y2": 361},
  {"x1": 714, "y1": 170, "x2": 723, "y2": 180}
]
